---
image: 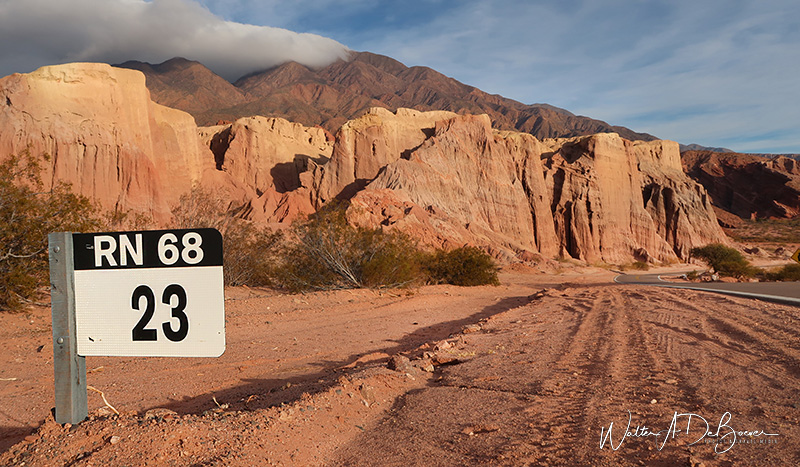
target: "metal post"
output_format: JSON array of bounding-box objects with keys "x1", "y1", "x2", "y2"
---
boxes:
[{"x1": 49, "y1": 232, "x2": 87, "y2": 424}]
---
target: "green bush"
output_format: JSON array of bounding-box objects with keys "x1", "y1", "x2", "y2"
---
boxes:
[
  {"x1": 280, "y1": 202, "x2": 422, "y2": 291},
  {"x1": 172, "y1": 187, "x2": 282, "y2": 287},
  {"x1": 690, "y1": 243, "x2": 756, "y2": 279},
  {"x1": 424, "y1": 246, "x2": 500, "y2": 286},
  {"x1": 0, "y1": 151, "x2": 101, "y2": 311},
  {"x1": 764, "y1": 263, "x2": 800, "y2": 281}
]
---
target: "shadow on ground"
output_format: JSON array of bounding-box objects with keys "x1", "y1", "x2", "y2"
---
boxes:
[{"x1": 152, "y1": 295, "x2": 533, "y2": 416}]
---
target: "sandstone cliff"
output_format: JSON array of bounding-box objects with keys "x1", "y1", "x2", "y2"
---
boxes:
[
  {"x1": 0, "y1": 63, "x2": 333, "y2": 225},
  {"x1": 198, "y1": 116, "x2": 333, "y2": 222},
  {"x1": 348, "y1": 114, "x2": 544, "y2": 262},
  {"x1": 341, "y1": 109, "x2": 725, "y2": 263},
  {"x1": 312, "y1": 107, "x2": 457, "y2": 205},
  {"x1": 0, "y1": 63, "x2": 211, "y2": 221},
  {"x1": 542, "y1": 135, "x2": 727, "y2": 263}
]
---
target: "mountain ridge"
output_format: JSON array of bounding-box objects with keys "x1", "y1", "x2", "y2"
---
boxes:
[{"x1": 116, "y1": 51, "x2": 657, "y2": 142}]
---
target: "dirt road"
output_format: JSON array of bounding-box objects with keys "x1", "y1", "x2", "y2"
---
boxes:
[
  {"x1": 332, "y1": 284, "x2": 800, "y2": 466},
  {"x1": 2, "y1": 272, "x2": 799, "y2": 466}
]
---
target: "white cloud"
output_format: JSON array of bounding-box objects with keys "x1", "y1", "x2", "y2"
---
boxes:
[
  {"x1": 0, "y1": 0, "x2": 350, "y2": 80},
  {"x1": 1, "y1": 0, "x2": 797, "y2": 152},
  {"x1": 352, "y1": 0, "x2": 800, "y2": 152}
]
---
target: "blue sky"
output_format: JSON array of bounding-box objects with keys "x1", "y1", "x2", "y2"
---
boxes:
[{"x1": 1, "y1": 0, "x2": 798, "y2": 153}]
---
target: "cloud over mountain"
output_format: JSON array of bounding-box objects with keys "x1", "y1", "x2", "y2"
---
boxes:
[{"x1": 0, "y1": 0, "x2": 350, "y2": 81}]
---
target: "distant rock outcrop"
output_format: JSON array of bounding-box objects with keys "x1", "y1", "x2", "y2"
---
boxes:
[{"x1": 682, "y1": 150, "x2": 800, "y2": 219}]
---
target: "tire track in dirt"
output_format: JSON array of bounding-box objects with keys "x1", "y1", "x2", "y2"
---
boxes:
[
  {"x1": 331, "y1": 284, "x2": 800, "y2": 466},
  {"x1": 655, "y1": 290, "x2": 800, "y2": 396},
  {"x1": 529, "y1": 287, "x2": 693, "y2": 465}
]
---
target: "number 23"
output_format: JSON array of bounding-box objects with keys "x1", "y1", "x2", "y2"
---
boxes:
[{"x1": 131, "y1": 284, "x2": 188, "y2": 341}]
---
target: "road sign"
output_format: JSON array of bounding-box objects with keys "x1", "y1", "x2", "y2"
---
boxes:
[
  {"x1": 792, "y1": 248, "x2": 800, "y2": 264},
  {"x1": 71, "y1": 229, "x2": 225, "y2": 357}
]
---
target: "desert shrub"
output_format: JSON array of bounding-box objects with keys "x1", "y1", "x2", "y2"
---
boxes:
[
  {"x1": 424, "y1": 246, "x2": 500, "y2": 286},
  {"x1": 172, "y1": 188, "x2": 282, "y2": 287},
  {"x1": 359, "y1": 231, "x2": 423, "y2": 288},
  {"x1": 686, "y1": 270, "x2": 700, "y2": 281},
  {"x1": 0, "y1": 151, "x2": 102, "y2": 310},
  {"x1": 279, "y1": 202, "x2": 422, "y2": 291},
  {"x1": 764, "y1": 263, "x2": 800, "y2": 281},
  {"x1": 690, "y1": 243, "x2": 756, "y2": 279},
  {"x1": 620, "y1": 261, "x2": 649, "y2": 271}
]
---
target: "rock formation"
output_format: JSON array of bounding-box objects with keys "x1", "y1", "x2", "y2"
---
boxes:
[
  {"x1": 312, "y1": 107, "x2": 456, "y2": 205},
  {"x1": 0, "y1": 62, "x2": 727, "y2": 264},
  {"x1": 198, "y1": 116, "x2": 333, "y2": 222},
  {"x1": 342, "y1": 109, "x2": 726, "y2": 263},
  {"x1": 347, "y1": 114, "x2": 547, "y2": 262},
  {"x1": 0, "y1": 63, "x2": 211, "y2": 222},
  {"x1": 542, "y1": 135, "x2": 726, "y2": 263},
  {"x1": 0, "y1": 63, "x2": 332, "y2": 225},
  {"x1": 682, "y1": 150, "x2": 800, "y2": 219}
]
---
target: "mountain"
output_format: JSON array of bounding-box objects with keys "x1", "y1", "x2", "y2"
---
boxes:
[
  {"x1": 745, "y1": 153, "x2": 800, "y2": 160},
  {"x1": 117, "y1": 52, "x2": 657, "y2": 142},
  {"x1": 116, "y1": 57, "x2": 249, "y2": 118},
  {"x1": 679, "y1": 143, "x2": 734, "y2": 153}
]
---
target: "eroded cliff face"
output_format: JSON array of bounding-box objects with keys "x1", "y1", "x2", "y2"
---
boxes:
[
  {"x1": 347, "y1": 114, "x2": 556, "y2": 262},
  {"x1": 341, "y1": 109, "x2": 726, "y2": 263},
  {"x1": 0, "y1": 63, "x2": 332, "y2": 225},
  {"x1": 541, "y1": 134, "x2": 727, "y2": 263},
  {"x1": 0, "y1": 63, "x2": 210, "y2": 221},
  {"x1": 198, "y1": 116, "x2": 333, "y2": 222},
  {"x1": 634, "y1": 141, "x2": 728, "y2": 259},
  {"x1": 313, "y1": 107, "x2": 457, "y2": 205}
]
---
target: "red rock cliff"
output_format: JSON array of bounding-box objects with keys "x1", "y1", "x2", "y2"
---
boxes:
[
  {"x1": 340, "y1": 109, "x2": 726, "y2": 262},
  {"x1": 0, "y1": 63, "x2": 211, "y2": 222}
]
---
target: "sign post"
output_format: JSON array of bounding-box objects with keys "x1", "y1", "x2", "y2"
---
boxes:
[
  {"x1": 792, "y1": 248, "x2": 800, "y2": 264},
  {"x1": 49, "y1": 228, "x2": 225, "y2": 424},
  {"x1": 49, "y1": 232, "x2": 88, "y2": 424}
]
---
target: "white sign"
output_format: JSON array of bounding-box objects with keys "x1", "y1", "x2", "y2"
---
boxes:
[{"x1": 72, "y1": 229, "x2": 225, "y2": 357}]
